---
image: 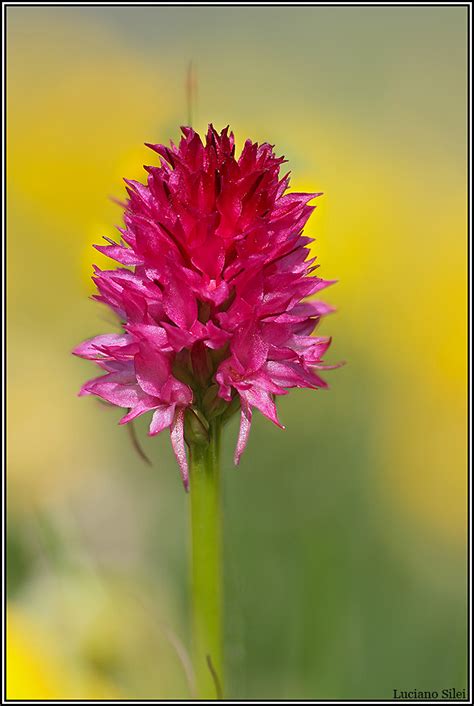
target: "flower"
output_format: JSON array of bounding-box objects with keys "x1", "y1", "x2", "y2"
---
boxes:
[{"x1": 74, "y1": 125, "x2": 339, "y2": 489}]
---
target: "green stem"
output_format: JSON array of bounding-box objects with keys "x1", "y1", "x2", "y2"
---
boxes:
[{"x1": 189, "y1": 421, "x2": 223, "y2": 700}]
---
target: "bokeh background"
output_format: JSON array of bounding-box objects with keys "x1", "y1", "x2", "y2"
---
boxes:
[{"x1": 6, "y1": 5, "x2": 468, "y2": 700}]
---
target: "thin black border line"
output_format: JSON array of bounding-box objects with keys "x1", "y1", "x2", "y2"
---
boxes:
[
  {"x1": 2, "y1": 1, "x2": 472, "y2": 704},
  {"x1": 467, "y1": 0, "x2": 472, "y2": 703},
  {"x1": 3, "y1": 1, "x2": 7, "y2": 705},
  {"x1": 2, "y1": 3, "x2": 474, "y2": 7}
]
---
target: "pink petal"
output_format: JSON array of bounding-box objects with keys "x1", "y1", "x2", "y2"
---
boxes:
[
  {"x1": 266, "y1": 360, "x2": 324, "y2": 389},
  {"x1": 160, "y1": 376, "x2": 193, "y2": 406},
  {"x1": 135, "y1": 345, "x2": 171, "y2": 397},
  {"x1": 120, "y1": 399, "x2": 158, "y2": 424},
  {"x1": 231, "y1": 321, "x2": 269, "y2": 373},
  {"x1": 149, "y1": 404, "x2": 176, "y2": 435},
  {"x1": 161, "y1": 269, "x2": 198, "y2": 329},
  {"x1": 126, "y1": 323, "x2": 170, "y2": 350},
  {"x1": 80, "y1": 370, "x2": 150, "y2": 408},
  {"x1": 234, "y1": 397, "x2": 252, "y2": 465},
  {"x1": 94, "y1": 242, "x2": 144, "y2": 266},
  {"x1": 170, "y1": 407, "x2": 189, "y2": 490},
  {"x1": 204, "y1": 321, "x2": 230, "y2": 350},
  {"x1": 242, "y1": 388, "x2": 285, "y2": 429},
  {"x1": 73, "y1": 334, "x2": 133, "y2": 360}
]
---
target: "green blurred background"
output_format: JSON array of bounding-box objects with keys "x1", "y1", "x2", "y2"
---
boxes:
[{"x1": 6, "y1": 5, "x2": 468, "y2": 700}]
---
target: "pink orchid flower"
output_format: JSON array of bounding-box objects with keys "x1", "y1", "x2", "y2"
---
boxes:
[{"x1": 74, "y1": 125, "x2": 340, "y2": 489}]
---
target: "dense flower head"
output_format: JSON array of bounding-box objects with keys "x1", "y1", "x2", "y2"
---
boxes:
[{"x1": 74, "y1": 125, "x2": 340, "y2": 489}]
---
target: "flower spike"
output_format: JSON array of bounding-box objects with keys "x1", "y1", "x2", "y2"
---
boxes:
[{"x1": 74, "y1": 125, "x2": 340, "y2": 487}]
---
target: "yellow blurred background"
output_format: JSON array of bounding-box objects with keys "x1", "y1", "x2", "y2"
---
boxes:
[{"x1": 7, "y1": 6, "x2": 467, "y2": 700}]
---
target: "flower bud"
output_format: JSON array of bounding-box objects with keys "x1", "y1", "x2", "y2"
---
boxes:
[
  {"x1": 184, "y1": 407, "x2": 210, "y2": 446},
  {"x1": 202, "y1": 384, "x2": 229, "y2": 420}
]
